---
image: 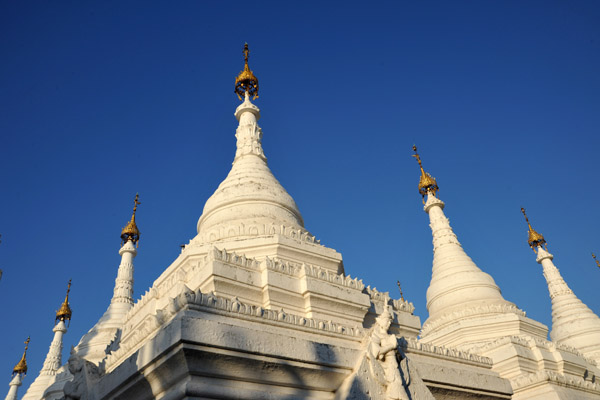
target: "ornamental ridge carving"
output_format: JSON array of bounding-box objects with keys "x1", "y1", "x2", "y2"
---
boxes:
[
  {"x1": 512, "y1": 370, "x2": 600, "y2": 393},
  {"x1": 421, "y1": 303, "x2": 526, "y2": 335},
  {"x1": 105, "y1": 289, "x2": 364, "y2": 371},
  {"x1": 366, "y1": 286, "x2": 415, "y2": 314},
  {"x1": 301, "y1": 263, "x2": 364, "y2": 290},
  {"x1": 235, "y1": 121, "x2": 265, "y2": 160},
  {"x1": 264, "y1": 257, "x2": 300, "y2": 276},
  {"x1": 208, "y1": 247, "x2": 261, "y2": 270},
  {"x1": 472, "y1": 335, "x2": 597, "y2": 366},
  {"x1": 404, "y1": 337, "x2": 492, "y2": 366},
  {"x1": 194, "y1": 222, "x2": 322, "y2": 246}
]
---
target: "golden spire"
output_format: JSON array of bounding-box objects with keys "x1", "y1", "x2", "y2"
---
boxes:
[
  {"x1": 234, "y1": 43, "x2": 259, "y2": 101},
  {"x1": 55, "y1": 279, "x2": 72, "y2": 324},
  {"x1": 12, "y1": 337, "x2": 30, "y2": 376},
  {"x1": 520, "y1": 207, "x2": 547, "y2": 253},
  {"x1": 396, "y1": 280, "x2": 404, "y2": 302},
  {"x1": 593, "y1": 253, "x2": 600, "y2": 269},
  {"x1": 411, "y1": 145, "x2": 439, "y2": 203},
  {"x1": 120, "y1": 194, "x2": 141, "y2": 246}
]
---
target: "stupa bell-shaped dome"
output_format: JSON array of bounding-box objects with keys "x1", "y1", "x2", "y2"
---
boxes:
[
  {"x1": 197, "y1": 47, "x2": 305, "y2": 241},
  {"x1": 197, "y1": 95, "x2": 304, "y2": 239}
]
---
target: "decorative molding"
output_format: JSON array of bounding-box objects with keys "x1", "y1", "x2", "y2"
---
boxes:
[
  {"x1": 106, "y1": 289, "x2": 364, "y2": 371},
  {"x1": 421, "y1": 303, "x2": 526, "y2": 335},
  {"x1": 192, "y1": 223, "x2": 321, "y2": 246},
  {"x1": 471, "y1": 335, "x2": 597, "y2": 367},
  {"x1": 301, "y1": 263, "x2": 364, "y2": 290},
  {"x1": 512, "y1": 370, "x2": 600, "y2": 393},
  {"x1": 208, "y1": 247, "x2": 261, "y2": 270},
  {"x1": 365, "y1": 286, "x2": 415, "y2": 314},
  {"x1": 235, "y1": 121, "x2": 265, "y2": 160},
  {"x1": 264, "y1": 257, "x2": 301, "y2": 276},
  {"x1": 404, "y1": 337, "x2": 493, "y2": 367}
]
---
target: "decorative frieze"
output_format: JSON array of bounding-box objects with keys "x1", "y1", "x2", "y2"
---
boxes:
[
  {"x1": 404, "y1": 337, "x2": 493, "y2": 367},
  {"x1": 194, "y1": 223, "x2": 321, "y2": 246},
  {"x1": 512, "y1": 370, "x2": 600, "y2": 393},
  {"x1": 365, "y1": 286, "x2": 415, "y2": 314},
  {"x1": 105, "y1": 289, "x2": 364, "y2": 371},
  {"x1": 301, "y1": 263, "x2": 364, "y2": 291}
]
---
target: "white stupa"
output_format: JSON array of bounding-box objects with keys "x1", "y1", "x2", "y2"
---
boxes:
[
  {"x1": 21, "y1": 282, "x2": 72, "y2": 400},
  {"x1": 74, "y1": 194, "x2": 140, "y2": 364},
  {"x1": 4, "y1": 337, "x2": 29, "y2": 400},
  {"x1": 412, "y1": 146, "x2": 546, "y2": 349},
  {"x1": 522, "y1": 208, "x2": 600, "y2": 364}
]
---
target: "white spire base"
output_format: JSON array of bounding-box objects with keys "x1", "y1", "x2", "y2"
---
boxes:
[
  {"x1": 74, "y1": 240, "x2": 137, "y2": 364},
  {"x1": 536, "y1": 247, "x2": 600, "y2": 363},
  {"x1": 21, "y1": 321, "x2": 68, "y2": 400},
  {"x1": 4, "y1": 374, "x2": 22, "y2": 400}
]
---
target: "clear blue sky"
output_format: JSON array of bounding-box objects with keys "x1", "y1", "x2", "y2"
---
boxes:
[{"x1": 1, "y1": 1, "x2": 599, "y2": 389}]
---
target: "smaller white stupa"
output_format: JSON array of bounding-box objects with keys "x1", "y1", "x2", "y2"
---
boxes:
[
  {"x1": 411, "y1": 146, "x2": 545, "y2": 349},
  {"x1": 74, "y1": 195, "x2": 141, "y2": 364},
  {"x1": 522, "y1": 208, "x2": 600, "y2": 364},
  {"x1": 21, "y1": 281, "x2": 72, "y2": 400},
  {"x1": 4, "y1": 337, "x2": 29, "y2": 400}
]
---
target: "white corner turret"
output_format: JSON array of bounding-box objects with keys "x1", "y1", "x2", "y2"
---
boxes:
[
  {"x1": 535, "y1": 245, "x2": 600, "y2": 363},
  {"x1": 74, "y1": 197, "x2": 139, "y2": 364},
  {"x1": 22, "y1": 280, "x2": 72, "y2": 400}
]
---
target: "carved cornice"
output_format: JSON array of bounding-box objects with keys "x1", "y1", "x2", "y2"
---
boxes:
[
  {"x1": 301, "y1": 263, "x2": 364, "y2": 290},
  {"x1": 106, "y1": 289, "x2": 364, "y2": 371},
  {"x1": 512, "y1": 370, "x2": 600, "y2": 393},
  {"x1": 471, "y1": 334, "x2": 597, "y2": 367},
  {"x1": 404, "y1": 337, "x2": 493, "y2": 367}
]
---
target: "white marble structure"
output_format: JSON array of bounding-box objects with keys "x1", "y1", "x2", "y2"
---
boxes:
[{"x1": 16, "y1": 45, "x2": 600, "y2": 400}]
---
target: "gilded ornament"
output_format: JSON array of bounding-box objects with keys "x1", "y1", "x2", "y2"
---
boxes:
[
  {"x1": 520, "y1": 208, "x2": 547, "y2": 253},
  {"x1": 121, "y1": 194, "x2": 141, "y2": 246},
  {"x1": 56, "y1": 279, "x2": 72, "y2": 324},
  {"x1": 235, "y1": 43, "x2": 259, "y2": 100},
  {"x1": 412, "y1": 145, "x2": 439, "y2": 203},
  {"x1": 12, "y1": 337, "x2": 30, "y2": 376}
]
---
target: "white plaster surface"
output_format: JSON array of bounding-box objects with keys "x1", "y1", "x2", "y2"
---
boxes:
[
  {"x1": 536, "y1": 248, "x2": 600, "y2": 364},
  {"x1": 4, "y1": 374, "x2": 21, "y2": 400},
  {"x1": 22, "y1": 321, "x2": 67, "y2": 400}
]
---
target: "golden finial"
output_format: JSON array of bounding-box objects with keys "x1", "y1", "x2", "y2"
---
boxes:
[
  {"x1": 592, "y1": 253, "x2": 600, "y2": 269},
  {"x1": 521, "y1": 207, "x2": 547, "y2": 253},
  {"x1": 234, "y1": 43, "x2": 259, "y2": 101},
  {"x1": 120, "y1": 194, "x2": 141, "y2": 246},
  {"x1": 12, "y1": 337, "x2": 30, "y2": 376},
  {"x1": 396, "y1": 280, "x2": 404, "y2": 302},
  {"x1": 56, "y1": 279, "x2": 72, "y2": 324},
  {"x1": 411, "y1": 145, "x2": 439, "y2": 203}
]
